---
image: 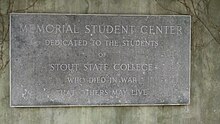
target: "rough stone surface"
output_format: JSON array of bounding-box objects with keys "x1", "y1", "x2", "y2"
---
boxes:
[
  {"x1": 0, "y1": 0, "x2": 220, "y2": 123},
  {"x1": 10, "y1": 14, "x2": 190, "y2": 106}
]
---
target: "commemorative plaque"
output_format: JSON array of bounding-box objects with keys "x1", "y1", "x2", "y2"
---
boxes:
[{"x1": 10, "y1": 14, "x2": 190, "y2": 107}]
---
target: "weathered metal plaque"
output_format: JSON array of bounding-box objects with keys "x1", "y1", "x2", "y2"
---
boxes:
[{"x1": 10, "y1": 13, "x2": 190, "y2": 107}]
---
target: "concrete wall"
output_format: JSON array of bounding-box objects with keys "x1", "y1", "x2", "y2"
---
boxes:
[{"x1": 0, "y1": 0, "x2": 220, "y2": 123}]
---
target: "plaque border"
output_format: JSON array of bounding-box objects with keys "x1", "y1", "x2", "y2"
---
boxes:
[{"x1": 9, "y1": 13, "x2": 191, "y2": 107}]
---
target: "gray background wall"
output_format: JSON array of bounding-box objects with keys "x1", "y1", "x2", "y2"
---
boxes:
[{"x1": 0, "y1": 0, "x2": 220, "y2": 124}]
